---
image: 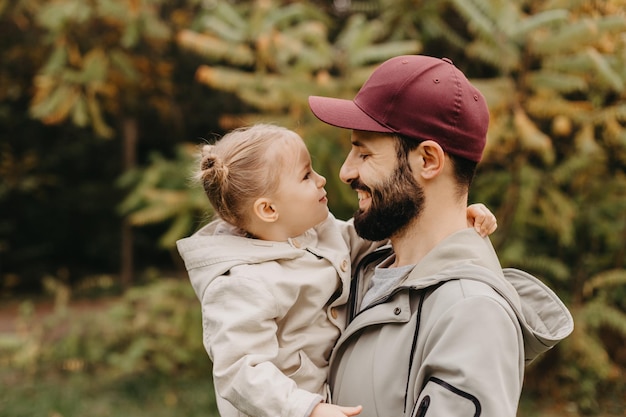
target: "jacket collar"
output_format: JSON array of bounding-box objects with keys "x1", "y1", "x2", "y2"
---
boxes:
[{"x1": 405, "y1": 228, "x2": 504, "y2": 287}]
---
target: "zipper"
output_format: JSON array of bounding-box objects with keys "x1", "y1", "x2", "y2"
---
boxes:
[{"x1": 347, "y1": 246, "x2": 393, "y2": 323}]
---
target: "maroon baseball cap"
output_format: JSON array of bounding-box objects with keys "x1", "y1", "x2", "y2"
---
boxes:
[{"x1": 308, "y1": 55, "x2": 489, "y2": 162}]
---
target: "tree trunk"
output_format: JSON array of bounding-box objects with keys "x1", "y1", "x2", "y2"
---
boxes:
[{"x1": 120, "y1": 117, "x2": 138, "y2": 289}]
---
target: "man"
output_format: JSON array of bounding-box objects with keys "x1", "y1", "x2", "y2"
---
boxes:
[{"x1": 308, "y1": 55, "x2": 573, "y2": 417}]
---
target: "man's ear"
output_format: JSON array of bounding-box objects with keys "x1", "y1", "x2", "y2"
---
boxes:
[
  {"x1": 253, "y1": 198, "x2": 279, "y2": 223},
  {"x1": 415, "y1": 140, "x2": 445, "y2": 179}
]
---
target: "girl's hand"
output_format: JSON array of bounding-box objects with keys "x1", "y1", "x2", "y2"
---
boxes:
[
  {"x1": 467, "y1": 203, "x2": 498, "y2": 237},
  {"x1": 310, "y1": 403, "x2": 363, "y2": 417}
]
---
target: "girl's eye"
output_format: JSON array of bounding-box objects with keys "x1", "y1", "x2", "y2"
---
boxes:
[{"x1": 303, "y1": 171, "x2": 311, "y2": 180}]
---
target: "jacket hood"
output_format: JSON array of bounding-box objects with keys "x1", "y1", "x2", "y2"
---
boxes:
[
  {"x1": 403, "y1": 229, "x2": 574, "y2": 363},
  {"x1": 176, "y1": 219, "x2": 313, "y2": 301}
]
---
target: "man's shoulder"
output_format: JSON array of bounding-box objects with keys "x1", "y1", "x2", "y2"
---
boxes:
[
  {"x1": 421, "y1": 277, "x2": 516, "y2": 324},
  {"x1": 424, "y1": 278, "x2": 500, "y2": 300},
  {"x1": 432, "y1": 277, "x2": 504, "y2": 300}
]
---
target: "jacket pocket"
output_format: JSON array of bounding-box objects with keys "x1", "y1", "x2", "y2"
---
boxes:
[
  {"x1": 412, "y1": 395, "x2": 430, "y2": 417},
  {"x1": 412, "y1": 377, "x2": 481, "y2": 417}
]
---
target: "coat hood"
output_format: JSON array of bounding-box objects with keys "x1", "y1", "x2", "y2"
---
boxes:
[
  {"x1": 176, "y1": 219, "x2": 313, "y2": 301},
  {"x1": 402, "y1": 229, "x2": 574, "y2": 363}
]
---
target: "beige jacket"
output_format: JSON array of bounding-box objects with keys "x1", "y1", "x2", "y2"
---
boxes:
[
  {"x1": 329, "y1": 229, "x2": 574, "y2": 417},
  {"x1": 176, "y1": 214, "x2": 380, "y2": 417}
]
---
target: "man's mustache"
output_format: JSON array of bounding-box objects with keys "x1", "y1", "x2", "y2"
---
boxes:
[{"x1": 350, "y1": 178, "x2": 371, "y2": 194}]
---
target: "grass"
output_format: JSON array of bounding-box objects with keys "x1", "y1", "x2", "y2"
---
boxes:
[
  {"x1": 1, "y1": 287, "x2": 623, "y2": 417},
  {"x1": 2, "y1": 367, "x2": 625, "y2": 417},
  {"x1": 0, "y1": 369, "x2": 219, "y2": 417}
]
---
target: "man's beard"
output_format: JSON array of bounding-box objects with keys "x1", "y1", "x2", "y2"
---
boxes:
[{"x1": 352, "y1": 166, "x2": 424, "y2": 241}]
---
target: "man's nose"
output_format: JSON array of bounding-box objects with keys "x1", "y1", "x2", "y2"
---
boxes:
[{"x1": 339, "y1": 157, "x2": 357, "y2": 184}]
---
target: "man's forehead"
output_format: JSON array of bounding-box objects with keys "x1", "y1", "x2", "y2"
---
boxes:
[{"x1": 351, "y1": 130, "x2": 396, "y2": 147}]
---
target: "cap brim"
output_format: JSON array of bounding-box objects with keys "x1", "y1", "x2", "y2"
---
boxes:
[{"x1": 308, "y1": 96, "x2": 392, "y2": 133}]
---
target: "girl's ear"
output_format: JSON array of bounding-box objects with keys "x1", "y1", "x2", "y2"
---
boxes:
[
  {"x1": 253, "y1": 198, "x2": 279, "y2": 223},
  {"x1": 415, "y1": 140, "x2": 445, "y2": 180}
]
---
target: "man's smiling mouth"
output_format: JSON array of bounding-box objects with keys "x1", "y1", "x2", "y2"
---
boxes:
[{"x1": 357, "y1": 190, "x2": 371, "y2": 208}]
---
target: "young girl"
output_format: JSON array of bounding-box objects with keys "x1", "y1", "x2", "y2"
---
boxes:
[{"x1": 176, "y1": 124, "x2": 496, "y2": 417}]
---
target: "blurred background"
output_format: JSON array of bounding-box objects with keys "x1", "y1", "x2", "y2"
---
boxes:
[{"x1": 1, "y1": 0, "x2": 625, "y2": 416}]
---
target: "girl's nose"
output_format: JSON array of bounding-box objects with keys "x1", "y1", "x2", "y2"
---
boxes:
[{"x1": 315, "y1": 171, "x2": 326, "y2": 188}]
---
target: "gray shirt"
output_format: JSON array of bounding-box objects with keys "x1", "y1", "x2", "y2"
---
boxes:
[{"x1": 361, "y1": 259, "x2": 415, "y2": 309}]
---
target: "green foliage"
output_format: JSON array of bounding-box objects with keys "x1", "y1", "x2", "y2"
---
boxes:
[
  {"x1": 0, "y1": 277, "x2": 217, "y2": 416},
  {"x1": 181, "y1": 0, "x2": 331, "y2": 70},
  {"x1": 27, "y1": 0, "x2": 178, "y2": 138},
  {"x1": 171, "y1": 0, "x2": 626, "y2": 412},
  {"x1": 3, "y1": 0, "x2": 626, "y2": 414},
  {"x1": 448, "y1": 0, "x2": 626, "y2": 411},
  {"x1": 176, "y1": 0, "x2": 337, "y2": 116},
  {"x1": 1, "y1": 0, "x2": 224, "y2": 291},
  {"x1": 118, "y1": 144, "x2": 210, "y2": 248},
  {"x1": 171, "y1": 0, "x2": 421, "y2": 222},
  {"x1": 0, "y1": 279, "x2": 207, "y2": 376},
  {"x1": 557, "y1": 269, "x2": 626, "y2": 411},
  {"x1": 0, "y1": 369, "x2": 219, "y2": 417}
]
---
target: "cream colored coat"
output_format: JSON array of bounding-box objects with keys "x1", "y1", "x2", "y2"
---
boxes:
[
  {"x1": 329, "y1": 229, "x2": 574, "y2": 417},
  {"x1": 176, "y1": 214, "x2": 381, "y2": 417}
]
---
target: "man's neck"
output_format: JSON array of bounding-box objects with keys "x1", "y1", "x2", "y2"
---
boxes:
[{"x1": 389, "y1": 202, "x2": 468, "y2": 268}]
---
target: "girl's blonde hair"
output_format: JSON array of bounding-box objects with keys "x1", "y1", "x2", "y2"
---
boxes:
[{"x1": 197, "y1": 124, "x2": 301, "y2": 229}]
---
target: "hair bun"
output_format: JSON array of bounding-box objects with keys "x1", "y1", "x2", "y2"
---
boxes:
[
  {"x1": 200, "y1": 145, "x2": 215, "y2": 169},
  {"x1": 200, "y1": 144, "x2": 229, "y2": 180}
]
